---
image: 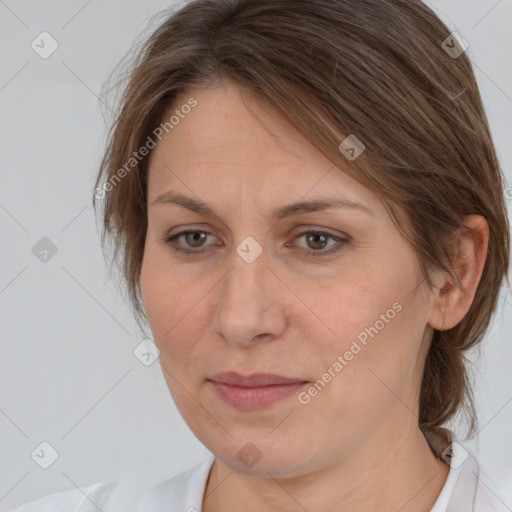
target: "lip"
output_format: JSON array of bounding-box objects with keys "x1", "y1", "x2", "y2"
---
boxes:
[{"x1": 208, "y1": 372, "x2": 309, "y2": 410}]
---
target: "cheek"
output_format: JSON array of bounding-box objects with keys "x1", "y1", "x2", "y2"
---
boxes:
[
  {"x1": 308, "y1": 271, "x2": 395, "y2": 349},
  {"x1": 311, "y1": 256, "x2": 426, "y2": 392},
  {"x1": 140, "y1": 250, "x2": 205, "y2": 361}
]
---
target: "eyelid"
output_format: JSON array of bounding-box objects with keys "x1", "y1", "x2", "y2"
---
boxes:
[
  {"x1": 289, "y1": 225, "x2": 347, "y2": 238},
  {"x1": 162, "y1": 229, "x2": 220, "y2": 248}
]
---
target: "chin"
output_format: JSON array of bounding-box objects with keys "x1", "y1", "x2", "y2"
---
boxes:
[{"x1": 210, "y1": 433, "x2": 317, "y2": 478}]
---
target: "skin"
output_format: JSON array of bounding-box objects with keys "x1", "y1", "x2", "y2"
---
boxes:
[{"x1": 140, "y1": 80, "x2": 489, "y2": 511}]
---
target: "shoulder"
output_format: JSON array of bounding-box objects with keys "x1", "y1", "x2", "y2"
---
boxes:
[
  {"x1": 6, "y1": 482, "x2": 118, "y2": 512},
  {"x1": 7, "y1": 456, "x2": 215, "y2": 512},
  {"x1": 474, "y1": 468, "x2": 512, "y2": 512},
  {"x1": 126, "y1": 455, "x2": 215, "y2": 511}
]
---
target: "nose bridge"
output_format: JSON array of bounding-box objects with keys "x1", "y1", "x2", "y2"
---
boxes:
[
  {"x1": 213, "y1": 243, "x2": 285, "y2": 346},
  {"x1": 220, "y1": 245, "x2": 269, "y2": 319}
]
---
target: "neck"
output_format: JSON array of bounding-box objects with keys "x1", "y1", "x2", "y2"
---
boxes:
[{"x1": 202, "y1": 426, "x2": 450, "y2": 512}]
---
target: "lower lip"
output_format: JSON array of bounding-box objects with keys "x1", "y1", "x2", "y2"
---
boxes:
[{"x1": 209, "y1": 381, "x2": 307, "y2": 410}]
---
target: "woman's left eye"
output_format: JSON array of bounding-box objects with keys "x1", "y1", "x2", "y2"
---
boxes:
[{"x1": 162, "y1": 229, "x2": 349, "y2": 258}]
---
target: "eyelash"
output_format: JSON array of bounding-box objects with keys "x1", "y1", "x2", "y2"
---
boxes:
[{"x1": 162, "y1": 229, "x2": 349, "y2": 259}]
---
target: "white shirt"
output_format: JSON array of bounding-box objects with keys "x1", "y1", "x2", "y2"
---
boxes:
[{"x1": 7, "y1": 436, "x2": 510, "y2": 511}]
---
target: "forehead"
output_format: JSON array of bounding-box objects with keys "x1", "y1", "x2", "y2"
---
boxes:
[
  {"x1": 152, "y1": 81, "x2": 325, "y2": 168},
  {"x1": 146, "y1": 81, "x2": 382, "y2": 215}
]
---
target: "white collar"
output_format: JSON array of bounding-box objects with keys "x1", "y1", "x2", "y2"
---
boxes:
[{"x1": 430, "y1": 434, "x2": 479, "y2": 511}]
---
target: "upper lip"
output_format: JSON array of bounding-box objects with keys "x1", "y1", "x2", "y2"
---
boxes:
[{"x1": 209, "y1": 371, "x2": 308, "y2": 387}]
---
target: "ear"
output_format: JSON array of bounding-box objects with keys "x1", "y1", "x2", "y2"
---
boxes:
[{"x1": 427, "y1": 215, "x2": 489, "y2": 331}]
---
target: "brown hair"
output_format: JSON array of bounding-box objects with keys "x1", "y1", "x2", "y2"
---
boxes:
[{"x1": 93, "y1": 0, "x2": 510, "y2": 456}]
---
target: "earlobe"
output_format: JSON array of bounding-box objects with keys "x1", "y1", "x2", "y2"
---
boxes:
[{"x1": 427, "y1": 215, "x2": 489, "y2": 331}]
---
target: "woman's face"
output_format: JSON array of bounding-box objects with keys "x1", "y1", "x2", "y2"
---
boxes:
[{"x1": 141, "y1": 80, "x2": 437, "y2": 476}]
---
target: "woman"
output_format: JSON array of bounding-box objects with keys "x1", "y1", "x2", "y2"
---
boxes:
[{"x1": 10, "y1": 0, "x2": 510, "y2": 510}]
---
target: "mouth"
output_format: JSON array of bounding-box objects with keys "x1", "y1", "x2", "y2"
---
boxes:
[{"x1": 207, "y1": 371, "x2": 309, "y2": 410}]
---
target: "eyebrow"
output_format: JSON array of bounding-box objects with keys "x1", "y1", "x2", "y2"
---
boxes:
[{"x1": 150, "y1": 190, "x2": 374, "y2": 220}]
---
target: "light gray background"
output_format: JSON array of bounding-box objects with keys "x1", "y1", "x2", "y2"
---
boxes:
[{"x1": 1, "y1": 0, "x2": 511, "y2": 509}]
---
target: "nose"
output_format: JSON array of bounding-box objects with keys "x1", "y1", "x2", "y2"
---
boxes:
[{"x1": 212, "y1": 246, "x2": 287, "y2": 348}]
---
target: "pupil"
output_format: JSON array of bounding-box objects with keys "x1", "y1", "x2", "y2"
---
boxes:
[
  {"x1": 308, "y1": 233, "x2": 326, "y2": 250},
  {"x1": 187, "y1": 232, "x2": 205, "y2": 247}
]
